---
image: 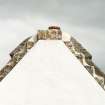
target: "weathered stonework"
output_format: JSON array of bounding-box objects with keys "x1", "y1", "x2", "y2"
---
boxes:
[
  {"x1": 37, "y1": 26, "x2": 62, "y2": 40},
  {"x1": 64, "y1": 37, "x2": 105, "y2": 90},
  {"x1": 0, "y1": 59, "x2": 16, "y2": 81},
  {"x1": 10, "y1": 37, "x2": 31, "y2": 58},
  {"x1": 0, "y1": 26, "x2": 105, "y2": 91},
  {"x1": 0, "y1": 36, "x2": 38, "y2": 81}
]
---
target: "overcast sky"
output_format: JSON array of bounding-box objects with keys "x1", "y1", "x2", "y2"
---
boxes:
[{"x1": 0, "y1": 0, "x2": 105, "y2": 72}]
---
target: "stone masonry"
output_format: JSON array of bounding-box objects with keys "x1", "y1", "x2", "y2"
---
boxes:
[{"x1": 0, "y1": 26, "x2": 105, "y2": 91}]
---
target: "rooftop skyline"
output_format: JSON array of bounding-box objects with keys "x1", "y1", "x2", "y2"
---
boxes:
[{"x1": 0, "y1": 0, "x2": 105, "y2": 72}]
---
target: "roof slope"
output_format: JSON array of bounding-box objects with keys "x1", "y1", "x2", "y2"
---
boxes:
[
  {"x1": 0, "y1": 26, "x2": 105, "y2": 90},
  {"x1": 0, "y1": 40, "x2": 105, "y2": 105}
]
